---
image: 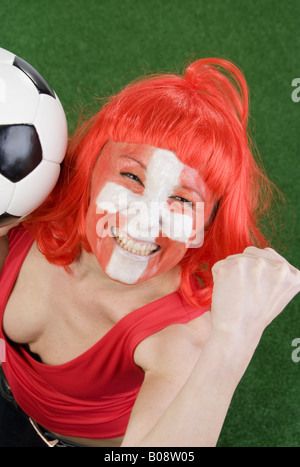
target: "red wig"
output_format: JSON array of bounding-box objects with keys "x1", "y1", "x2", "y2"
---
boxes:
[{"x1": 24, "y1": 58, "x2": 275, "y2": 307}]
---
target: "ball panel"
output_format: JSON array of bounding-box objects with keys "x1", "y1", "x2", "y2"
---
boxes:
[
  {"x1": 0, "y1": 174, "x2": 14, "y2": 214},
  {"x1": 0, "y1": 48, "x2": 15, "y2": 65},
  {"x1": 7, "y1": 160, "x2": 60, "y2": 216},
  {"x1": 13, "y1": 56, "x2": 56, "y2": 99},
  {"x1": 34, "y1": 94, "x2": 68, "y2": 164},
  {"x1": 0, "y1": 125, "x2": 43, "y2": 182},
  {"x1": 0, "y1": 65, "x2": 40, "y2": 125}
]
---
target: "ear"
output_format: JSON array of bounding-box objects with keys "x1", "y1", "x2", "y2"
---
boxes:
[
  {"x1": 206, "y1": 199, "x2": 220, "y2": 226},
  {"x1": 187, "y1": 199, "x2": 220, "y2": 249}
]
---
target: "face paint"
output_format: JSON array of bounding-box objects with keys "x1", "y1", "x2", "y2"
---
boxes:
[{"x1": 85, "y1": 142, "x2": 213, "y2": 285}]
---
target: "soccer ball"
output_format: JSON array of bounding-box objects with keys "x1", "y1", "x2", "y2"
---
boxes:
[{"x1": 0, "y1": 47, "x2": 68, "y2": 227}]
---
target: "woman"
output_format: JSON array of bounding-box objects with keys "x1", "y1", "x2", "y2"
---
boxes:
[{"x1": 0, "y1": 57, "x2": 299, "y2": 447}]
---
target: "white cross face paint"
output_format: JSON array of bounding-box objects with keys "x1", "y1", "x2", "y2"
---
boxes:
[
  {"x1": 96, "y1": 150, "x2": 198, "y2": 243},
  {"x1": 85, "y1": 142, "x2": 211, "y2": 285}
]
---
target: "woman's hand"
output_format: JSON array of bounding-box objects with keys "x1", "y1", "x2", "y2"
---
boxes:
[{"x1": 211, "y1": 247, "x2": 300, "y2": 345}]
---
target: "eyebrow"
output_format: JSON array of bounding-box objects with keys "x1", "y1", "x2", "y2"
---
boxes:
[{"x1": 119, "y1": 155, "x2": 147, "y2": 170}]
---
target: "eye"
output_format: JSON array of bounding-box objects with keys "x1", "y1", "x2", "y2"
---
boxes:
[
  {"x1": 169, "y1": 196, "x2": 193, "y2": 207},
  {"x1": 120, "y1": 172, "x2": 144, "y2": 186}
]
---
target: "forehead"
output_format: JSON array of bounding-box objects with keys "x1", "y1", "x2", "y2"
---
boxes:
[
  {"x1": 96, "y1": 141, "x2": 202, "y2": 184},
  {"x1": 99, "y1": 141, "x2": 177, "y2": 166}
]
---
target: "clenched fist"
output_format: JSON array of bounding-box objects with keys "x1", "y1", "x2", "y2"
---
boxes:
[{"x1": 211, "y1": 247, "x2": 300, "y2": 344}]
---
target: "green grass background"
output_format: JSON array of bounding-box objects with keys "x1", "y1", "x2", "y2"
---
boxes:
[{"x1": 1, "y1": 0, "x2": 299, "y2": 447}]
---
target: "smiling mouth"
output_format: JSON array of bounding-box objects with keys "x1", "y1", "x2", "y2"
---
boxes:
[{"x1": 111, "y1": 227, "x2": 160, "y2": 256}]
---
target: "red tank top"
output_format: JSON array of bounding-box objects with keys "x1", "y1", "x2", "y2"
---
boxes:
[{"x1": 0, "y1": 227, "x2": 208, "y2": 439}]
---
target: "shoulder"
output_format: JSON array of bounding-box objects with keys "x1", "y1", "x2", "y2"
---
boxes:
[
  {"x1": 0, "y1": 234, "x2": 9, "y2": 275},
  {"x1": 0, "y1": 225, "x2": 34, "y2": 276},
  {"x1": 134, "y1": 310, "x2": 212, "y2": 375}
]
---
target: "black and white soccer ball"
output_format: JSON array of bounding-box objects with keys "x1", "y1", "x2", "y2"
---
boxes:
[{"x1": 0, "y1": 47, "x2": 68, "y2": 227}]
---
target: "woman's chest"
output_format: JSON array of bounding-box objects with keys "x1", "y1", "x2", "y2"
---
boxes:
[{"x1": 2, "y1": 256, "x2": 122, "y2": 365}]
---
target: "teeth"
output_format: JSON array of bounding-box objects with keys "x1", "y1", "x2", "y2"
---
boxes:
[{"x1": 112, "y1": 228, "x2": 159, "y2": 256}]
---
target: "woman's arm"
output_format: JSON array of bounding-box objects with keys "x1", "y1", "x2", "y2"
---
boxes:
[
  {"x1": 122, "y1": 324, "x2": 256, "y2": 447},
  {"x1": 122, "y1": 247, "x2": 300, "y2": 447}
]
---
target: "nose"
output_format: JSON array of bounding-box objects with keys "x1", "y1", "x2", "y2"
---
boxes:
[{"x1": 125, "y1": 200, "x2": 162, "y2": 241}]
